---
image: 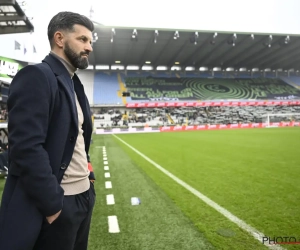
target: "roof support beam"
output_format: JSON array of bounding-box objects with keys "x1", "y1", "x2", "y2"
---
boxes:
[
  {"x1": 137, "y1": 37, "x2": 155, "y2": 67},
  {"x1": 195, "y1": 35, "x2": 231, "y2": 68},
  {"x1": 0, "y1": 25, "x2": 31, "y2": 34},
  {"x1": 123, "y1": 42, "x2": 135, "y2": 68},
  {"x1": 222, "y1": 36, "x2": 266, "y2": 68},
  {"x1": 235, "y1": 37, "x2": 282, "y2": 68},
  {"x1": 283, "y1": 57, "x2": 300, "y2": 70},
  {"x1": 0, "y1": 15, "x2": 26, "y2": 22},
  {"x1": 258, "y1": 39, "x2": 300, "y2": 68},
  {"x1": 152, "y1": 33, "x2": 175, "y2": 69},
  {"x1": 210, "y1": 36, "x2": 249, "y2": 68},
  {"x1": 0, "y1": 0, "x2": 34, "y2": 33},
  {"x1": 166, "y1": 39, "x2": 190, "y2": 68},
  {"x1": 0, "y1": 0, "x2": 16, "y2": 6},
  {"x1": 180, "y1": 35, "x2": 211, "y2": 67},
  {"x1": 269, "y1": 50, "x2": 300, "y2": 69}
]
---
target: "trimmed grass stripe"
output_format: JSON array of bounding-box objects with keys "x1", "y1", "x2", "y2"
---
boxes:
[
  {"x1": 113, "y1": 134, "x2": 284, "y2": 250},
  {"x1": 111, "y1": 128, "x2": 300, "y2": 250},
  {"x1": 88, "y1": 135, "x2": 215, "y2": 250}
]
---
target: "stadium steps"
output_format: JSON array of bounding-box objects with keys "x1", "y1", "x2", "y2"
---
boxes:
[
  {"x1": 116, "y1": 73, "x2": 128, "y2": 105},
  {"x1": 166, "y1": 114, "x2": 175, "y2": 124}
]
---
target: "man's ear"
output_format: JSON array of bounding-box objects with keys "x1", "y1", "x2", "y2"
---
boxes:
[{"x1": 53, "y1": 31, "x2": 64, "y2": 48}]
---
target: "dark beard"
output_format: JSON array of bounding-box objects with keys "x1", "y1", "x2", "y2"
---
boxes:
[{"x1": 64, "y1": 42, "x2": 89, "y2": 69}]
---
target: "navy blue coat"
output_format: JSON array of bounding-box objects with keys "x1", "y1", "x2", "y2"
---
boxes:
[{"x1": 0, "y1": 54, "x2": 93, "y2": 250}]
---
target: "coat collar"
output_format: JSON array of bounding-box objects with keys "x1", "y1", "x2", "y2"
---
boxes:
[
  {"x1": 42, "y1": 53, "x2": 72, "y2": 77},
  {"x1": 42, "y1": 54, "x2": 91, "y2": 133}
]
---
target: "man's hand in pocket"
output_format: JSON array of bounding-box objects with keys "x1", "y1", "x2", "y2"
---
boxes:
[{"x1": 46, "y1": 210, "x2": 62, "y2": 224}]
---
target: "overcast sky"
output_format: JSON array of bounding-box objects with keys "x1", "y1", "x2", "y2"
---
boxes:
[{"x1": 5, "y1": 0, "x2": 300, "y2": 62}]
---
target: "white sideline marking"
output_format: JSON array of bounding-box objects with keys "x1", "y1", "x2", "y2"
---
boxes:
[
  {"x1": 105, "y1": 172, "x2": 111, "y2": 178},
  {"x1": 103, "y1": 157, "x2": 108, "y2": 160},
  {"x1": 108, "y1": 216, "x2": 120, "y2": 233},
  {"x1": 106, "y1": 194, "x2": 115, "y2": 205},
  {"x1": 112, "y1": 134, "x2": 285, "y2": 250},
  {"x1": 105, "y1": 181, "x2": 112, "y2": 189},
  {"x1": 104, "y1": 161, "x2": 108, "y2": 164},
  {"x1": 103, "y1": 153, "x2": 107, "y2": 156},
  {"x1": 104, "y1": 166, "x2": 109, "y2": 171}
]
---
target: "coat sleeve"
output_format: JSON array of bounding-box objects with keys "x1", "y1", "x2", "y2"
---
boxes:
[{"x1": 7, "y1": 65, "x2": 64, "y2": 217}]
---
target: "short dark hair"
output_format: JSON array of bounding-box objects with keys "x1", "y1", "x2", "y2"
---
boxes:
[{"x1": 48, "y1": 11, "x2": 94, "y2": 48}]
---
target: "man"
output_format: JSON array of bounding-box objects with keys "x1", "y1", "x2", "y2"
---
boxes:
[{"x1": 0, "y1": 12, "x2": 96, "y2": 250}]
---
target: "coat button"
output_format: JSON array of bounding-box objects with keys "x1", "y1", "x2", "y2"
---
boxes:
[
  {"x1": 60, "y1": 163, "x2": 67, "y2": 170},
  {"x1": 70, "y1": 136, "x2": 75, "y2": 142}
]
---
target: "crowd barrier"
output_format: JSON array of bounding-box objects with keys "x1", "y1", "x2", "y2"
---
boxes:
[{"x1": 95, "y1": 122, "x2": 299, "y2": 134}]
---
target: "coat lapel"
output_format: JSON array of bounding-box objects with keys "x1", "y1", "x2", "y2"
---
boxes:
[
  {"x1": 42, "y1": 54, "x2": 78, "y2": 128},
  {"x1": 57, "y1": 75, "x2": 78, "y2": 127}
]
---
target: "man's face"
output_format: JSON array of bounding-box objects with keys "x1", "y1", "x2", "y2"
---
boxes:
[{"x1": 63, "y1": 24, "x2": 93, "y2": 69}]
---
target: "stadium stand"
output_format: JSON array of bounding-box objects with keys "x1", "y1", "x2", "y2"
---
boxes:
[
  {"x1": 93, "y1": 72, "x2": 124, "y2": 105},
  {"x1": 280, "y1": 76, "x2": 300, "y2": 89},
  {"x1": 93, "y1": 73, "x2": 300, "y2": 105},
  {"x1": 92, "y1": 105, "x2": 300, "y2": 128}
]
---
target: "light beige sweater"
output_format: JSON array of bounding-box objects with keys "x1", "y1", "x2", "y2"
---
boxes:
[{"x1": 50, "y1": 52, "x2": 90, "y2": 195}]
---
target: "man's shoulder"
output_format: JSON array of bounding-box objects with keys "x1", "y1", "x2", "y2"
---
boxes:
[
  {"x1": 17, "y1": 61, "x2": 56, "y2": 82},
  {"x1": 11, "y1": 61, "x2": 58, "y2": 93},
  {"x1": 24, "y1": 61, "x2": 53, "y2": 75}
]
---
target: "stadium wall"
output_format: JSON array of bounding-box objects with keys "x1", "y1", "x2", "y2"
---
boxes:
[{"x1": 95, "y1": 122, "x2": 300, "y2": 134}]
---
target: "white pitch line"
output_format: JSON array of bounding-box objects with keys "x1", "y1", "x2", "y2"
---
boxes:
[
  {"x1": 103, "y1": 157, "x2": 108, "y2": 160},
  {"x1": 112, "y1": 134, "x2": 285, "y2": 250},
  {"x1": 105, "y1": 181, "x2": 112, "y2": 189},
  {"x1": 108, "y1": 216, "x2": 120, "y2": 233},
  {"x1": 104, "y1": 161, "x2": 108, "y2": 164},
  {"x1": 106, "y1": 194, "x2": 115, "y2": 205},
  {"x1": 104, "y1": 166, "x2": 109, "y2": 171},
  {"x1": 105, "y1": 172, "x2": 111, "y2": 178}
]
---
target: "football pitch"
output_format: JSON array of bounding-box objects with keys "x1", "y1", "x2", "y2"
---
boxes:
[
  {"x1": 0, "y1": 127, "x2": 299, "y2": 249},
  {"x1": 88, "y1": 127, "x2": 300, "y2": 250}
]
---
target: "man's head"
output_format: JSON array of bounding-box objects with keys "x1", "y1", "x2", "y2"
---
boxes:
[{"x1": 48, "y1": 12, "x2": 94, "y2": 69}]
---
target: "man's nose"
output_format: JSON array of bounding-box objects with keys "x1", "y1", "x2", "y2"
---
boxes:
[{"x1": 85, "y1": 43, "x2": 93, "y2": 52}]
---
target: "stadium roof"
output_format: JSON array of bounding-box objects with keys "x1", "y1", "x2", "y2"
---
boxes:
[
  {"x1": 89, "y1": 25, "x2": 300, "y2": 72},
  {"x1": 0, "y1": 0, "x2": 34, "y2": 34}
]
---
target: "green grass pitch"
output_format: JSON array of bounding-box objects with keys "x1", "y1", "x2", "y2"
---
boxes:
[{"x1": 1, "y1": 127, "x2": 299, "y2": 249}]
